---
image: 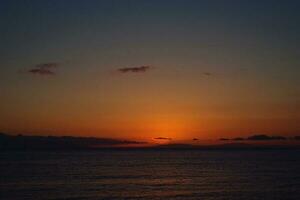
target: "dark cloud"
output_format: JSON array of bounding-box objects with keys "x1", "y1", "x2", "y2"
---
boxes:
[
  {"x1": 28, "y1": 62, "x2": 59, "y2": 75},
  {"x1": 0, "y1": 133, "x2": 147, "y2": 150},
  {"x1": 193, "y1": 138, "x2": 198, "y2": 141},
  {"x1": 220, "y1": 138, "x2": 230, "y2": 141},
  {"x1": 220, "y1": 134, "x2": 289, "y2": 141},
  {"x1": 28, "y1": 68, "x2": 56, "y2": 75},
  {"x1": 233, "y1": 137, "x2": 244, "y2": 141},
  {"x1": 203, "y1": 72, "x2": 212, "y2": 76},
  {"x1": 247, "y1": 135, "x2": 286, "y2": 141},
  {"x1": 294, "y1": 136, "x2": 300, "y2": 140},
  {"x1": 154, "y1": 137, "x2": 172, "y2": 140},
  {"x1": 117, "y1": 65, "x2": 151, "y2": 73}
]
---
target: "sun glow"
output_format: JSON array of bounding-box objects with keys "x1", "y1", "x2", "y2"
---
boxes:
[{"x1": 143, "y1": 116, "x2": 190, "y2": 141}]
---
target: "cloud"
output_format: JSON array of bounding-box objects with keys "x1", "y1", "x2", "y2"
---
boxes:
[
  {"x1": 294, "y1": 136, "x2": 300, "y2": 140},
  {"x1": 203, "y1": 72, "x2": 212, "y2": 76},
  {"x1": 28, "y1": 68, "x2": 56, "y2": 75},
  {"x1": 233, "y1": 137, "x2": 244, "y2": 141},
  {"x1": 220, "y1": 138, "x2": 230, "y2": 141},
  {"x1": 27, "y1": 62, "x2": 59, "y2": 75},
  {"x1": 193, "y1": 138, "x2": 198, "y2": 141},
  {"x1": 247, "y1": 135, "x2": 286, "y2": 141},
  {"x1": 220, "y1": 134, "x2": 288, "y2": 141},
  {"x1": 154, "y1": 137, "x2": 172, "y2": 140},
  {"x1": 0, "y1": 133, "x2": 147, "y2": 150},
  {"x1": 117, "y1": 65, "x2": 151, "y2": 73}
]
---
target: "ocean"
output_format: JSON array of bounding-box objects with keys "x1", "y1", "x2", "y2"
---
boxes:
[{"x1": 1, "y1": 150, "x2": 300, "y2": 200}]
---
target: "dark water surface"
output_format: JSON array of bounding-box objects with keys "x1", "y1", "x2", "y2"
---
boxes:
[{"x1": 1, "y1": 150, "x2": 300, "y2": 200}]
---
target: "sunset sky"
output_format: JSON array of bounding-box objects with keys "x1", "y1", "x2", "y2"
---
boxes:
[{"x1": 0, "y1": 0, "x2": 299, "y2": 143}]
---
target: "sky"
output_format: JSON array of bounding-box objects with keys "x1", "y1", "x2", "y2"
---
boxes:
[{"x1": 0, "y1": 0, "x2": 299, "y2": 143}]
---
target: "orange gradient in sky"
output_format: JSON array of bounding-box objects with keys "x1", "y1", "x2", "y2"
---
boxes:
[
  {"x1": 0, "y1": 68, "x2": 299, "y2": 144},
  {"x1": 0, "y1": 0, "x2": 300, "y2": 145}
]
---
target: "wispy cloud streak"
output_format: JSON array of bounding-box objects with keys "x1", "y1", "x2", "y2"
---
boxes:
[
  {"x1": 203, "y1": 72, "x2": 212, "y2": 76},
  {"x1": 117, "y1": 65, "x2": 151, "y2": 73},
  {"x1": 219, "y1": 134, "x2": 289, "y2": 141},
  {"x1": 27, "y1": 62, "x2": 59, "y2": 75},
  {"x1": 154, "y1": 137, "x2": 172, "y2": 140}
]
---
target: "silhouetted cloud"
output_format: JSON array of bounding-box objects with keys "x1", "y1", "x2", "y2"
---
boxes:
[
  {"x1": 220, "y1": 134, "x2": 288, "y2": 141},
  {"x1": 0, "y1": 133, "x2": 146, "y2": 150},
  {"x1": 203, "y1": 72, "x2": 212, "y2": 76},
  {"x1": 154, "y1": 137, "x2": 172, "y2": 140},
  {"x1": 294, "y1": 136, "x2": 300, "y2": 140},
  {"x1": 193, "y1": 138, "x2": 198, "y2": 141},
  {"x1": 28, "y1": 62, "x2": 59, "y2": 75},
  {"x1": 28, "y1": 68, "x2": 56, "y2": 75},
  {"x1": 220, "y1": 138, "x2": 230, "y2": 141},
  {"x1": 117, "y1": 65, "x2": 151, "y2": 73},
  {"x1": 233, "y1": 137, "x2": 244, "y2": 141},
  {"x1": 247, "y1": 135, "x2": 286, "y2": 141}
]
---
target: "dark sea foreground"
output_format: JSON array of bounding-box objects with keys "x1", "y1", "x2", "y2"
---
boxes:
[{"x1": 1, "y1": 150, "x2": 300, "y2": 200}]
